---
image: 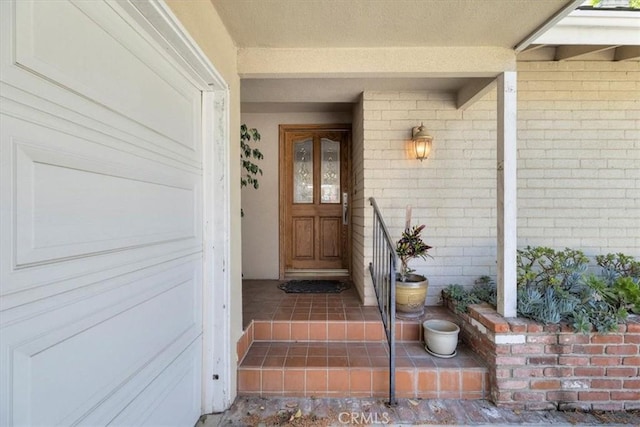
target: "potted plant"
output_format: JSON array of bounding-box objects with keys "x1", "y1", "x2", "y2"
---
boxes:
[{"x1": 395, "y1": 224, "x2": 432, "y2": 319}]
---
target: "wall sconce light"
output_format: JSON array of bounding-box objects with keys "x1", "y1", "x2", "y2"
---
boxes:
[{"x1": 412, "y1": 123, "x2": 433, "y2": 161}]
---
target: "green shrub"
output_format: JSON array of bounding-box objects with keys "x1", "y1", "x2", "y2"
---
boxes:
[
  {"x1": 442, "y1": 248, "x2": 640, "y2": 333},
  {"x1": 596, "y1": 253, "x2": 640, "y2": 278},
  {"x1": 592, "y1": 253, "x2": 640, "y2": 315},
  {"x1": 442, "y1": 276, "x2": 495, "y2": 314}
]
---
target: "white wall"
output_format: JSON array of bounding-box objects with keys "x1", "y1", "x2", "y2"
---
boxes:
[
  {"x1": 358, "y1": 90, "x2": 498, "y2": 305},
  {"x1": 240, "y1": 111, "x2": 352, "y2": 279},
  {"x1": 351, "y1": 96, "x2": 371, "y2": 303},
  {"x1": 517, "y1": 61, "x2": 639, "y2": 253}
]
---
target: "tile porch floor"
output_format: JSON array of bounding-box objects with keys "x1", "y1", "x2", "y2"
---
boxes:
[{"x1": 239, "y1": 280, "x2": 489, "y2": 399}]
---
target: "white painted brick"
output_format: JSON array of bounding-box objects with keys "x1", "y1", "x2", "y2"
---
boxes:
[
  {"x1": 445, "y1": 120, "x2": 473, "y2": 130},
  {"x1": 381, "y1": 110, "x2": 409, "y2": 120},
  {"x1": 408, "y1": 110, "x2": 437, "y2": 120},
  {"x1": 416, "y1": 100, "x2": 446, "y2": 110},
  {"x1": 397, "y1": 91, "x2": 431, "y2": 100},
  {"x1": 389, "y1": 100, "x2": 417, "y2": 110},
  {"x1": 389, "y1": 120, "x2": 425, "y2": 131},
  {"x1": 363, "y1": 130, "x2": 383, "y2": 139},
  {"x1": 363, "y1": 110, "x2": 382, "y2": 120},
  {"x1": 494, "y1": 334, "x2": 526, "y2": 344},
  {"x1": 463, "y1": 110, "x2": 496, "y2": 120},
  {"x1": 364, "y1": 92, "x2": 400, "y2": 100},
  {"x1": 472, "y1": 120, "x2": 496, "y2": 130},
  {"x1": 518, "y1": 130, "x2": 545, "y2": 140},
  {"x1": 363, "y1": 139, "x2": 390, "y2": 149},
  {"x1": 583, "y1": 62, "x2": 616, "y2": 71},
  {"x1": 379, "y1": 130, "x2": 411, "y2": 140},
  {"x1": 364, "y1": 100, "x2": 391, "y2": 110},
  {"x1": 355, "y1": 62, "x2": 639, "y2": 304},
  {"x1": 607, "y1": 159, "x2": 639, "y2": 169},
  {"x1": 436, "y1": 110, "x2": 464, "y2": 120},
  {"x1": 625, "y1": 130, "x2": 640, "y2": 140},
  {"x1": 562, "y1": 380, "x2": 589, "y2": 390},
  {"x1": 363, "y1": 120, "x2": 391, "y2": 130}
]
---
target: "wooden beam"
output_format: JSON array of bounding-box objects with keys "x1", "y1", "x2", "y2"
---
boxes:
[
  {"x1": 456, "y1": 78, "x2": 495, "y2": 110},
  {"x1": 496, "y1": 72, "x2": 518, "y2": 318},
  {"x1": 614, "y1": 45, "x2": 640, "y2": 61},
  {"x1": 555, "y1": 44, "x2": 618, "y2": 61}
]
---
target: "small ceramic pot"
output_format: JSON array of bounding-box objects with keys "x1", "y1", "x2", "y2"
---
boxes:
[{"x1": 423, "y1": 319, "x2": 460, "y2": 356}]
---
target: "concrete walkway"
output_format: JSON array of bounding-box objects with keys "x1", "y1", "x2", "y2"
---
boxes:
[{"x1": 197, "y1": 397, "x2": 640, "y2": 426}]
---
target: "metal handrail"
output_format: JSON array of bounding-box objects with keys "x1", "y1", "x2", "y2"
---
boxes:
[{"x1": 368, "y1": 197, "x2": 398, "y2": 406}]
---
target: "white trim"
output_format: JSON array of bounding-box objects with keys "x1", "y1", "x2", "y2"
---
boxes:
[
  {"x1": 124, "y1": 0, "x2": 228, "y2": 90},
  {"x1": 121, "y1": 0, "x2": 232, "y2": 414},
  {"x1": 203, "y1": 90, "x2": 232, "y2": 413},
  {"x1": 533, "y1": 9, "x2": 640, "y2": 45},
  {"x1": 514, "y1": 0, "x2": 584, "y2": 52}
]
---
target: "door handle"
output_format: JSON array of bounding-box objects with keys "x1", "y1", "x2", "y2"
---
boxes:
[{"x1": 342, "y1": 192, "x2": 348, "y2": 225}]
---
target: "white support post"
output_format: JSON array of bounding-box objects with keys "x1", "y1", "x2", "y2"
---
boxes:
[{"x1": 496, "y1": 72, "x2": 518, "y2": 318}]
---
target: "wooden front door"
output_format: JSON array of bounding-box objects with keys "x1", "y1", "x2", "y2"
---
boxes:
[{"x1": 280, "y1": 124, "x2": 351, "y2": 277}]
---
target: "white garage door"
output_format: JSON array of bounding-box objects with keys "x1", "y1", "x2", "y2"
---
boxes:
[{"x1": 1, "y1": 1, "x2": 207, "y2": 425}]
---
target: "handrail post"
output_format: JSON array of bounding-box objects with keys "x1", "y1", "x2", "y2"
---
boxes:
[{"x1": 369, "y1": 197, "x2": 398, "y2": 406}]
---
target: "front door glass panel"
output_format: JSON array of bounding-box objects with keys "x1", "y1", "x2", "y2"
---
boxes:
[
  {"x1": 293, "y1": 138, "x2": 313, "y2": 203},
  {"x1": 320, "y1": 138, "x2": 340, "y2": 203}
]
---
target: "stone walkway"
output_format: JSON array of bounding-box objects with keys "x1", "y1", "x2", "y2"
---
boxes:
[{"x1": 197, "y1": 397, "x2": 640, "y2": 426}]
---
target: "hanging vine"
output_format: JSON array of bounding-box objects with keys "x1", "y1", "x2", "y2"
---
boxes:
[{"x1": 240, "y1": 124, "x2": 264, "y2": 217}]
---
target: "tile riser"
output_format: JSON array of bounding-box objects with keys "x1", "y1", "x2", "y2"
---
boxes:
[{"x1": 238, "y1": 366, "x2": 489, "y2": 399}]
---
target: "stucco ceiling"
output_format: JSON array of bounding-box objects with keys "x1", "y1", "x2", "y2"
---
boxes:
[
  {"x1": 213, "y1": 0, "x2": 580, "y2": 112},
  {"x1": 211, "y1": 0, "x2": 571, "y2": 49}
]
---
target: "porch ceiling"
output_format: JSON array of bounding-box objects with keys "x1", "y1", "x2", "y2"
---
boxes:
[
  {"x1": 211, "y1": 0, "x2": 572, "y2": 49},
  {"x1": 216, "y1": 0, "x2": 579, "y2": 112}
]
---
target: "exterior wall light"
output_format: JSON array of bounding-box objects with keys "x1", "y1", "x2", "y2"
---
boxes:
[{"x1": 411, "y1": 123, "x2": 433, "y2": 161}]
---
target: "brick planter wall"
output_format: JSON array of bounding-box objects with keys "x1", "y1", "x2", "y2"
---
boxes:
[{"x1": 444, "y1": 299, "x2": 640, "y2": 411}]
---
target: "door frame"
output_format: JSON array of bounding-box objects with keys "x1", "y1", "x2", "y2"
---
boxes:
[
  {"x1": 278, "y1": 124, "x2": 352, "y2": 279},
  {"x1": 121, "y1": 1, "x2": 231, "y2": 414}
]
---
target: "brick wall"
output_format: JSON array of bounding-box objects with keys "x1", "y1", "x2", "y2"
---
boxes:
[
  {"x1": 358, "y1": 90, "x2": 498, "y2": 304},
  {"x1": 517, "y1": 61, "x2": 640, "y2": 254},
  {"x1": 444, "y1": 299, "x2": 640, "y2": 411},
  {"x1": 351, "y1": 96, "x2": 376, "y2": 303},
  {"x1": 356, "y1": 61, "x2": 640, "y2": 304}
]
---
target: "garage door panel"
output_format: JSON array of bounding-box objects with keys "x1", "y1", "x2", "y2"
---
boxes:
[
  {"x1": 109, "y1": 341, "x2": 201, "y2": 427},
  {"x1": 13, "y1": 0, "x2": 200, "y2": 158},
  {"x1": 1, "y1": 114, "x2": 201, "y2": 298},
  {"x1": 15, "y1": 142, "x2": 196, "y2": 267},
  {"x1": 7, "y1": 260, "x2": 202, "y2": 426},
  {"x1": 1, "y1": 1, "x2": 207, "y2": 425},
  {"x1": 1, "y1": 241, "x2": 201, "y2": 311}
]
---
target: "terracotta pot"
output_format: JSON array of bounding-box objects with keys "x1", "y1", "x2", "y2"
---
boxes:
[{"x1": 395, "y1": 274, "x2": 428, "y2": 319}]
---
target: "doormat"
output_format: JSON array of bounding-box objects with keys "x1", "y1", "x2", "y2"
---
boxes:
[{"x1": 278, "y1": 280, "x2": 349, "y2": 294}]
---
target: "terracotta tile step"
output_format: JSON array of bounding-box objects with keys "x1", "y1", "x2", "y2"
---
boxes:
[
  {"x1": 238, "y1": 341, "x2": 489, "y2": 399},
  {"x1": 251, "y1": 319, "x2": 438, "y2": 342}
]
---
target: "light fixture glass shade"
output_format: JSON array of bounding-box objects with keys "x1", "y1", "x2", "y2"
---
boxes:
[
  {"x1": 412, "y1": 124, "x2": 433, "y2": 161},
  {"x1": 414, "y1": 137, "x2": 432, "y2": 161}
]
